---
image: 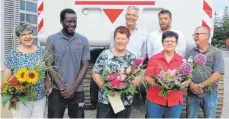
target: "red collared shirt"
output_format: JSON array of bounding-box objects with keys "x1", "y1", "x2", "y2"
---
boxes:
[{"x1": 145, "y1": 51, "x2": 184, "y2": 106}]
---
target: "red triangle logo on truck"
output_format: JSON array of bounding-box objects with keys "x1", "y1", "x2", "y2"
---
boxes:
[{"x1": 103, "y1": 9, "x2": 123, "y2": 23}]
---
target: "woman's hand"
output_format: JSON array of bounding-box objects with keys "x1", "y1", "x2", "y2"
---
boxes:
[
  {"x1": 92, "y1": 73, "x2": 105, "y2": 88},
  {"x1": 126, "y1": 67, "x2": 132, "y2": 74},
  {"x1": 151, "y1": 80, "x2": 161, "y2": 89},
  {"x1": 99, "y1": 81, "x2": 105, "y2": 88},
  {"x1": 10, "y1": 97, "x2": 19, "y2": 102},
  {"x1": 45, "y1": 77, "x2": 52, "y2": 96},
  {"x1": 120, "y1": 74, "x2": 127, "y2": 81},
  {"x1": 3, "y1": 67, "x2": 13, "y2": 82},
  {"x1": 145, "y1": 75, "x2": 161, "y2": 88},
  {"x1": 131, "y1": 76, "x2": 142, "y2": 87}
]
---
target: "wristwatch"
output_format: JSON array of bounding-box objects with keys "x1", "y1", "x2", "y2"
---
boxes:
[{"x1": 198, "y1": 83, "x2": 203, "y2": 88}]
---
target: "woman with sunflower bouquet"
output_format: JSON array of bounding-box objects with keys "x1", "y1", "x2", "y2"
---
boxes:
[{"x1": 2, "y1": 22, "x2": 47, "y2": 118}]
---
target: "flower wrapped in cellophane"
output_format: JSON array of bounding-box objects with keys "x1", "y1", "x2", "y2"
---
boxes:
[
  {"x1": 101, "y1": 58, "x2": 146, "y2": 96},
  {"x1": 153, "y1": 60, "x2": 193, "y2": 97}
]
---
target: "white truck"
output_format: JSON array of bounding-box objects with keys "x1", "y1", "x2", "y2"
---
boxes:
[{"x1": 38, "y1": 0, "x2": 215, "y2": 49}]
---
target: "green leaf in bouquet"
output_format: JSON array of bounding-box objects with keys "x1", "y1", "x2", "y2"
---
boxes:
[
  {"x1": 2, "y1": 94, "x2": 13, "y2": 107},
  {"x1": 103, "y1": 89, "x2": 109, "y2": 96},
  {"x1": 9, "y1": 101, "x2": 17, "y2": 110},
  {"x1": 181, "y1": 75, "x2": 191, "y2": 83},
  {"x1": 155, "y1": 78, "x2": 164, "y2": 87},
  {"x1": 126, "y1": 86, "x2": 135, "y2": 95},
  {"x1": 140, "y1": 79, "x2": 148, "y2": 93},
  {"x1": 18, "y1": 95, "x2": 27, "y2": 105},
  {"x1": 101, "y1": 68, "x2": 109, "y2": 80},
  {"x1": 159, "y1": 89, "x2": 169, "y2": 97}
]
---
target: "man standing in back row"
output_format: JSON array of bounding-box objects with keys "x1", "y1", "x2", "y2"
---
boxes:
[
  {"x1": 110, "y1": 6, "x2": 149, "y2": 58},
  {"x1": 147, "y1": 9, "x2": 186, "y2": 58}
]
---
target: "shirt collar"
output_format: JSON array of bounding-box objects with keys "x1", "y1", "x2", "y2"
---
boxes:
[
  {"x1": 58, "y1": 30, "x2": 78, "y2": 40},
  {"x1": 194, "y1": 43, "x2": 212, "y2": 53},
  {"x1": 124, "y1": 24, "x2": 139, "y2": 31},
  {"x1": 159, "y1": 27, "x2": 174, "y2": 34},
  {"x1": 134, "y1": 25, "x2": 139, "y2": 31},
  {"x1": 156, "y1": 51, "x2": 181, "y2": 62}
]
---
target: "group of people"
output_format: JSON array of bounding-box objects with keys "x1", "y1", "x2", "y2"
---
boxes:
[{"x1": 3, "y1": 6, "x2": 224, "y2": 118}]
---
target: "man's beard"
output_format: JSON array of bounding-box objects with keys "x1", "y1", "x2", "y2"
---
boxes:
[{"x1": 160, "y1": 24, "x2": 170, "y2": 31}]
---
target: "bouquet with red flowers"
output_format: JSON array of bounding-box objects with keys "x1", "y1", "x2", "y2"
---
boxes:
[
  {"x1": 101, "y1": 58, "x2": 146, "y2": 96},
  {"x1": 1, "y1": 62, "x2": 46, "y2": 109}
]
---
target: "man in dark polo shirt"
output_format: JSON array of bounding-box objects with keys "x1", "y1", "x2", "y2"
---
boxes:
[
  {"x1": 45, "y1": 8, "x2": 90, "y2": 118},
  {"x1": 186, "y1": 26, "x2": 224, "y2": 118}
]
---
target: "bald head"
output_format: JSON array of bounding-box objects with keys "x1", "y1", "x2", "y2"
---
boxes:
[{"x1": 195, "y1": 26, "x2": 210, "y2": 38}]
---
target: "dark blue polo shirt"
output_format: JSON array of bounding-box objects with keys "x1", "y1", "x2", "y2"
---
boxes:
[{"x1": 46, "y1": 31, "x2": 90, "y2": 92}]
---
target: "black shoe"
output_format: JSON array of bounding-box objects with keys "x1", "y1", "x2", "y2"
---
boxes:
[{"x1": 84, "y1": 104, "x2": 97, "y2": 110}]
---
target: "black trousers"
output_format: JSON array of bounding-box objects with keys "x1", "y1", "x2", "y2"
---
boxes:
[
  {"x1": 90, "y1": 79, "x2": 99, "y2": 105},
  {"x1": 48, "y1": 88, "x2": 84, "y2": 118},
  {"x1": 96, "y1": 102, "x2": 131, "y2": 118}
]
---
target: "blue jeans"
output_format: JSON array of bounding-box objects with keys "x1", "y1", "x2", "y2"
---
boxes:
[
  {"x1": 186, "y1": 91, "x2": 218, "y2": 118},
  {"x1": 147, "y1": 100, "x2": 183, "y2": 118}
]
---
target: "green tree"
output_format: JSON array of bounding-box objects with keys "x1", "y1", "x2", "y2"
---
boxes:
[
  {"x1": 212, "y1": 6, "x2": 229, "y2": 48},
  {"x1": 222, "y1": 6, "x2": 229, "y2": 23}
]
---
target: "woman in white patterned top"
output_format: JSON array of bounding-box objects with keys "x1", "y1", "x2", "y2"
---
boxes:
[
  {"x1": 3, "y1": 22, "x2": 47, "y2": 118},
  {"x1": 92, "y1": 26, "x2": 142, "y2": 118}
]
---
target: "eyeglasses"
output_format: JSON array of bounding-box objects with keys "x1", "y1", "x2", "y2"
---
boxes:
[
  {"x1": 164, "y1": 40, "x2": 176, "y2": 44},
  {"x1": 192, "y1": 33, "x2": 206, "y2": 37}
]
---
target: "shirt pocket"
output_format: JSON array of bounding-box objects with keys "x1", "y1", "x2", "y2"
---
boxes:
[{"x1": 70, "y1": 43, "x2": 84, "y2": 61}]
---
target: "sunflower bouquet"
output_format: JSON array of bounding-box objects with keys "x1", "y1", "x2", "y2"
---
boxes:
[{"x1": 1, "y1": 62, "x2": 46, "y2": 109}]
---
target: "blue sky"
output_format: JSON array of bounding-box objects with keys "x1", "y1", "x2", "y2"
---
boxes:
[
  {"x1": 214, "y1": 0, "x2": 229, "y2": 18},
  {"x1": 214, "y1": 0, "x2": 229, "y2": 10}
]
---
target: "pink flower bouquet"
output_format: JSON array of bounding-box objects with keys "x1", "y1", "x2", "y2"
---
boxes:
[{"x1": 153, "y1": 61, "x2": 193, "y2": 97}]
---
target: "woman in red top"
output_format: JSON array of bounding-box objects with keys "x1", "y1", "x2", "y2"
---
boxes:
[{"x1": 145, "y1": 31, "x2": 191, "y2": 118}]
